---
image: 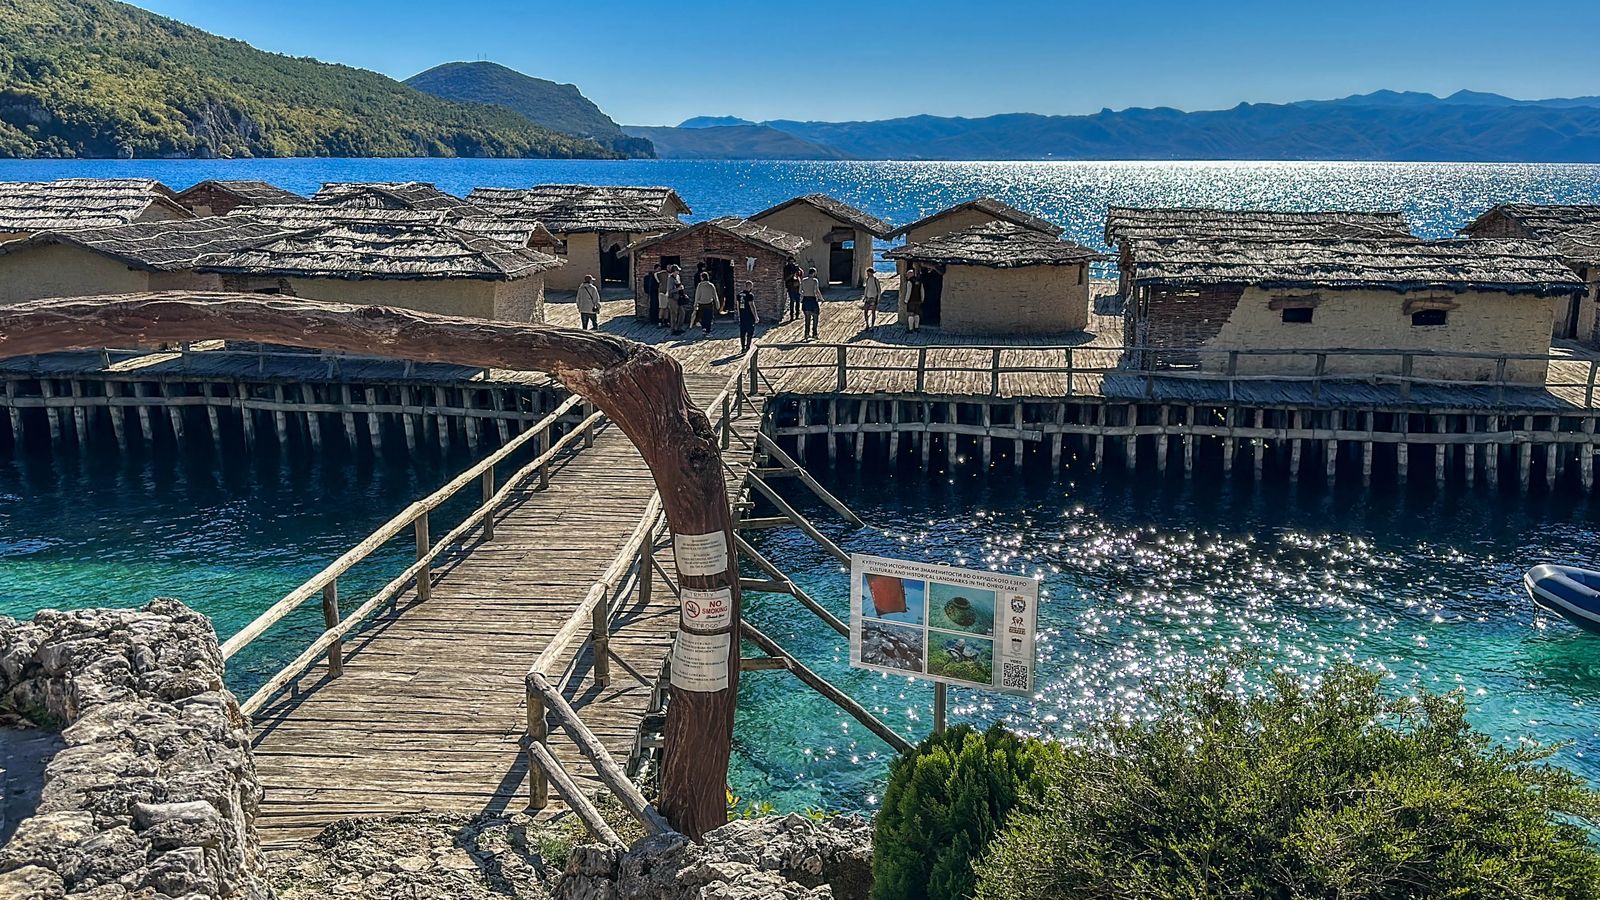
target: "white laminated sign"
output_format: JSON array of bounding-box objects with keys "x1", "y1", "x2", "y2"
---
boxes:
[
  {"x1": 848, "y1": 553, "x2": 1038, "y2": 695},
  {"x1": 681, "y1": 587, "x2": 733, "y2": 634},
  {"x1": 670, "y1": 629, "x2": 730, "y2": 692},
  {"x1": 672, "y1": 531, "x2": 728, "y2": 577}
]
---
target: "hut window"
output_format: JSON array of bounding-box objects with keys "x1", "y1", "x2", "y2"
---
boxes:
[
  {"x1": 1281, "y1": 307, "x2": 1314, "y2": 324},
  {"x1": 553, "y1": 240, "x2": 569, "y2": 256},
  {"x1": 1411, "y1": 309, "x2": 1448, "y2": 327}
]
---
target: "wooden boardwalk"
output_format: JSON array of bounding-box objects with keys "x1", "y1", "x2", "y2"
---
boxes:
[{"x1": 250, "y1": 369, "x2": 764, "y2": 850}]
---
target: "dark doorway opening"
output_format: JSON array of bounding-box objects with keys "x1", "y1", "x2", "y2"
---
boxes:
[
  {"x1": 705, "y1": 257, "x2": 736, "y2": 315},
  {"x1": 828, "y1": 230, "x2": 855, "y2": 285},
  {"x1": 921, "y1": 266, "x2": 945, "y2": 326},
  {"x1": 600, "y1": 241, "x2": 629, "y2": 286}
]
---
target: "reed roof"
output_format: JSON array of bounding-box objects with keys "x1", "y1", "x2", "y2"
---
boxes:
[
  {"x1": 751, "y1": 194, "x2": 894, "y2": 238},
  {"x1": 629, "y1": 216, "x2": 809, "y2": 256},
  {"x1": 1105, "y1": 207, "x2": 1413, "y2": 247},
  {"x1": 887, "y1": 221, "x2": 1104, "y2": 268},
  {"x1": 312, "y1": 182, "x2": 489, "y2": 217},
  {"x1": 1551, "y1": 226, "x2": 1600, "y2": 267},
  {"x1": 1461, "y1": 204, "x2": 1600, "y2": 240},
  {"x1": 0, "y1": 178, "x2": 190, "y2": 232},
  {"x1": 886, "y1": 197, "x2": 1061, "y2": 240},
  {"x1": 3, "y1": 217, "x2": 562, "y2": 281},
  {"x1": 174, "y1": 180, "x2": 305, "y2": 208},
  {"x1": 232, "y1": 205, "x2": 558, "y2": 248},
  {"x1": 465, "y1": 184, "x2": 688, "y2": 233},
  {"x1": 1131, "y1": 238, "x2": 1583, "y2": 295}
]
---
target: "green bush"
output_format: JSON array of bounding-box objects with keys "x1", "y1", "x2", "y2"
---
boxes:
[
  {"x1": 872, "y1": 723, "x2": 1061, "y2": 900},
  {"x1": 975, "y1": 666, "x2": 1600, "y2": 900}
]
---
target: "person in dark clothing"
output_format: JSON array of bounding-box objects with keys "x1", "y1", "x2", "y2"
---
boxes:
[
  {"x1": 783, "y1": 258, "x2": 802, "y2": 322},
  {"x1": 644, "y1": 263, "x2": 662, "y2": 326},
  {"x1": 737, "y1": 281, "x2": 759, "y2": 353}
]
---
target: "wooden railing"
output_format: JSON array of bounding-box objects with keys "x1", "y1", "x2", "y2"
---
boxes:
[
  {"x1": 224, "y1": 392, "x2": 599, "y2": 717},
  {"x1": 747, "y1": 343, "x2": 1600, "y2": 408}
]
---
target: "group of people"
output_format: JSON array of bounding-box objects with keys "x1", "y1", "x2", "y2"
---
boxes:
[{"x1": 641, "y1": 262, "x2": 762, "y2": 350}]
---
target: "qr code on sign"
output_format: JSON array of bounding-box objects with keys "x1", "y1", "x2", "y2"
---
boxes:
[{"x1": 1001, "y1": 662, "x2": 1029, "y2": 690}]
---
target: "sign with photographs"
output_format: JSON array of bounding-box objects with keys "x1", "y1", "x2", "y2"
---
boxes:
[{"x1": 848, "y1": 553, "x2": 1038, "y2": 695}]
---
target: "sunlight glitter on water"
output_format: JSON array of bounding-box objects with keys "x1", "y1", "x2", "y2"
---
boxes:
[{"x1": 733, "y1": 471, "x2": 1600, "y2": 813}]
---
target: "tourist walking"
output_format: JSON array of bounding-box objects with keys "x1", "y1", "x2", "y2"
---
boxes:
[
  {"x1": 662, "y1": 265, "x2": 685, "y2": 333},
  {"x1": 737, "y1": 281, "x2": 759, "y2": 352},
  {"x1": 783, "y1": 258, "x2": 802, "y2": 322},
  {"x1": 694, "y1": 272, "x2": 720, "y2": 335},
  {"x1": 904, "y1": 267, "x2": 924, "y2": 332},
  {"x1": 576, "y1": 275, "x2": 602, "y2": 330},
  {"x1": 644, "y1": 262, "x2": 662, "y2": 326},
  {"x1": 862, "y1": 268, "x2": 882, "y2": 328},
  {"x1": 800, "y1": 266, "x2": 822, "y2": 340}
]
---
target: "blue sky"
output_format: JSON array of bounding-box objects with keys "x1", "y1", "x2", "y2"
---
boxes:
[{"x1": 131, "y1": 1, "x2": 1600, "y2": 126}]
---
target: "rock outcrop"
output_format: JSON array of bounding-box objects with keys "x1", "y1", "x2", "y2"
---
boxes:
[
  {"x1": 0, "y1": 599, "x2": 268, "y2": 899},
  {"x1": 556, "y1": 814, "x2": 872, "y2": 900}
]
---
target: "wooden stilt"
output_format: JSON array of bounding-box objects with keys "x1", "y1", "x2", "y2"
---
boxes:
[
  {"x1": 1051, "y1": 403, "x2": 1065, "y2": 470},
  {"x1": 40, "y1": 380, "x2": 62, "y2": 445},
  {"x1": 1582, "y1": 417, "x2": 1595, "y2": 491},
  {"x1": 1222, "y1": 408, "x2": 1235, "y2": 475},
  {"x1": 855, "y1": 400, "x2": 868, "y2": 467},
  {"x1": 1434, "y1": 415, "x2": 1447, "y2": 484},
  {"x1": 919, "y1": 402, "x2": 931, "y2": 470},
  {"x1": 1013, "y1": 402, "x2": 1025, "y2": 471},
  {"x1": 1289, "y1": 410, "x2": 1302, "y2": 481},
  {"x1": 1325, "y1": 411, "x2": 1338, "y2": 483},
  {"x1": 1463, "y1": 415, "x2": 1476, "y2": 487},
  {"x1": 366, "y1": 387, "x2": 383, "y2": 453},
  {"x1": 1156, "y1": 406, "x2": 1169, "y2": 472},
  {"x1": 305, "y1": 385, "x2": 323, "y2": 451},
  {"x1": 70, "y1": 381, "x2": 89, "y2": 446},
  {"x1": 339, "y1": 385, "x2": 359, "y2": 453},
  {"x1": 136, "y1": 383, "x2": 154, "y2": 443},
  {"x1": 273, "y1": 384, "x2": 290, "y2": 447},
  {"x1": 435, "y1": 387, "x2": 452, "y2": 455},
  {"x1": 5, "y1": 381, "x2": 21, "y2": 448},
  {"x1": 1485, "y1": 416, "x2": 1499, "y2": 489},
  {"x1": 106, "y1": 383, "x2": 126, "y2": 450},
  {"x1": 239, "y1": 383, "x2": 256, "y2": 453},
  {"x1": 947, "y1": 402, "x2": 959, "y2": 469},
  {"x1": 981, "y1": 403, "x2": 993, "y2": 469},
  {"x1": 1093, "y1": 406, "x2": 1105, "y2": 469},
  {"x1": 1519, "y1": 415, "x2": 1534, "y2": 489},
  {"x1": 1253, "y1": 409, "x2": 1265, "y2": 481},
  {"x1": 164, "y1": 383, "x2": 186, "y2": 443},
  {"x1": 826, "y1": 399, "x2": 838, "y2": 467},
  {"x1": 1182, "y1": 405, "x2": 1194, "y2": 475},
  {"x1": 1545, "y1": 431, "x2": 1558, "y2": 489},
  {"x1": 1396, "y1": 413, "x2": 1409, "y2": 483},
  {"x1": 796, "y1": 401, "x2": 808, "y2": 464},
  {"x1": 401, "y1": 386, "x2": 418, "y2": 453},
  {"x1": 888, "y1": 401, "x2": 901, "y2": 464}
]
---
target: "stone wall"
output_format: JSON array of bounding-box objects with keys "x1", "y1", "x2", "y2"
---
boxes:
[{"x1": 0, "y1": 599, "x2": 270, "y2": 900}]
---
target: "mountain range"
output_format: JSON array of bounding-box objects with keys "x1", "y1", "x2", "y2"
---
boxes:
[{"x1": 652, "y1": 91, "x2": 1600, "y2": 162}]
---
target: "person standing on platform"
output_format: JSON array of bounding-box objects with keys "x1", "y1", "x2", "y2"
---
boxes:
[
  {"x1": 663, "y1": 265, "x2": 685, "y2": 333},
  {"x1": 862, "y1": 268, "x2": 882, "y2": 329},
  {"x1": 903, "y1": 267, "x2": 924, "y2": 332},
  {"x1": 800, "y1": 266, "x2": 823, "y2": 340},
  {"x1": 644, "y1": 262, "x2": 662, "y2": 326},
  {"x1": 694, "y1": 272, "x2": 720, "y2": 335},
  {"x1": 737, "y1": 280, "x2": 759, "y2": 353},
  {"x1": 576, "y1": 275, "x2": 602, "y2": 330},
  {"x1": 783, "y1": 258, "x2": 802, "y2": 322}
]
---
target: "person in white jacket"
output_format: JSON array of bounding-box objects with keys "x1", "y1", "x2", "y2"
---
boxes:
[
  {"x1": 862, "y1": 268, "x2": 882, "y2": 329},
  {"x1": 576, "y1": 275, "x2": 602, "y2": 330},
  {"x1": 693, "y1": 272, "x2": 720, "y2": 335}
]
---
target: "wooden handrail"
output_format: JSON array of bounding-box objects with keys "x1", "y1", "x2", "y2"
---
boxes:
[{"x1": 221, "y1": 393, "x2": 585, "y2": 661}]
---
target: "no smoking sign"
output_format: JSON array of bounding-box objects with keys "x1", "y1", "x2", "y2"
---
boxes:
[{"x1": 680, "y1": 587, "x2": 732, "y2": 633}]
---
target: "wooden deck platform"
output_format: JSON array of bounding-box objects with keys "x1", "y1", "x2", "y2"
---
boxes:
[{"x1": 250, "y1": 370, "x2": 764, "y2": 851}]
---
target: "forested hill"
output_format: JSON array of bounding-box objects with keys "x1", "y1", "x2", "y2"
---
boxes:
[
  {"x1": 0, "y1": 0, "x2": 617, "y2": 159},
  {"x1": 406, "y1": 62, "x2": 653, "y2": 158}
]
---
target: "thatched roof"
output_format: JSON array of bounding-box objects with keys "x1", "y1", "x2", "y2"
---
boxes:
[
  {"x1": 750, "y1": 194, "x2": 893, "y2": 238},
  {"x1": 4, "y1": 217, "x2": 562, "y2": 281},
  {"x1": 1131, "y1": 238, "x2": 1583, "y2": 296},
  {"x1": 1105, "y1": 207, "x2": 1413, "y2": 247},
  {"x1": 231, "y1": 204, "x2": 557, "y2": 248},
  {"x1": 1461, "y1": 204, "x2": 1600, "y2": 240},
  {"x1": 887, "y1": 222, "x2": 1103, "y2": 268},
  {"x1": 628, "y1": 216, "x2": 809, "y2": 256},
  {"x1": 0, "y1": 218, "x2": 294, "y2": 270},
  {"x1": 312, "y1": 182, "x2": 489, "y2": 217},
  {"x1": 174, "y1": 180, "x2": 304, "y2": 208},
  {"x1": 465, "y1": 184, "x2": 687, "y2": 233},
  {"x1": 885, "y1": 197, "x2": 1061, "y2": 240},
  {"x1": 1551, "y1": 226, "x2": 1600, "y2": 268},
  {"x1": 0, "y1": 178, "x2": 191, "y2": 232}
]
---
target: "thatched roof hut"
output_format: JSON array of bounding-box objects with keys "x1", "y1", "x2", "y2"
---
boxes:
[
  {"x1": 1552, "y1": 225, "x2": 1600, "y2": 267},
  {"x1": 1125, "y1": 237, "x2": 1584, "y2": 384},
  {"x1": 1105, "y1": 207, "x2": 1413, "y2": 245},
  {"x1": 887, "y1": 222, "x2": 1103, "y2": 334},
  {"x1": 627, "y1": 217, "x2": 809, "y2": 320},
  {"x1": 1460, "y1": 204, "x2": 1600, "y2": 240},
  {"x1": 885, "y1": 197, "x2": 1061, "y2": 242},
  {"x1": 752, "y1": 194, "x2": 893, "y2": 238},
  {"x1": 1129, "y1": 238, "x2": 1581, "y2": 295},
  {"x1": 206, "y1": 221, "x2": 563, "y2": 281},
  {"x1": 468, "y1": 184, "x2": 692, "y2": 218},
  {"x1": 0, "y1": 178, "x2": 191, "y2": 237},
  {"x1": 312, "y1": 182, "x2": 489, "y2": 217},
  {"x1": 750, "y1": 194, "x2": 893, "y2": 287},
  {"x1": 174, "y1": 180, "x2": 305, "y2": 216},
  {"x1": 232, "y1": 204, "x2": 560, "y2": 250},
  {"x1": 0, "y1": 218, "x2": 294, "y2": 271}
]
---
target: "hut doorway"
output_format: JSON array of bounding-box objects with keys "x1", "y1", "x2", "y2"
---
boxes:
[
  {"x1": 827, "y1": 230, "x2": 855, "y2": 285},
  {"x1": 921, "y1": 266, "x2": 944, "y2": 326},
  {"x1": 601, "y1": 241, "x2": 630, "y2": 287},
  {"x1": 705, "y1": 257, "x2": 736, "y2": 313}
]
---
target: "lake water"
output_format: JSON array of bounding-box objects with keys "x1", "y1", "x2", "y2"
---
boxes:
[{"x1": 4, "y1": 159, "x2": 1600, "y2": 813}]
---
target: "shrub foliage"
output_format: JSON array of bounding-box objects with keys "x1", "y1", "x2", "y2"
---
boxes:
[
  {"x1": 974, "y1": 666, "x2": 1600, "y2": 899},
  {"x1": 872, "y1": 723, "x2": 1060, "y2": 900}
]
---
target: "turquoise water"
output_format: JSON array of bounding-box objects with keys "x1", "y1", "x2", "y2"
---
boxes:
[
  {"x1": 732, "y1": 469, "x2": 1600, "y2": 813},
  {"x1": 3, "y1": 159, "x2": 1600, "y2": 249},
  {"x1": 0, "y1": 439, "x2": 496, "y2": 696}
]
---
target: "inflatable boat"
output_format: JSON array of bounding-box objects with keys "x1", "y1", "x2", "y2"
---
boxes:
[{"x1": 1524, "y1": 565, "x2": 1600, "y2": 635}]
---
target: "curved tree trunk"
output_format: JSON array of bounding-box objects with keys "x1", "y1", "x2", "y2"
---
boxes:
[{"x1": 0, "y1": 292, "x2": 739, "y2": 837}]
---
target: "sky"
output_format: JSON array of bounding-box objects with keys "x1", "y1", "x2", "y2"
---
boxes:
[{"x1": 131, "y1": 0, "x2": 1600, "y2": 127}]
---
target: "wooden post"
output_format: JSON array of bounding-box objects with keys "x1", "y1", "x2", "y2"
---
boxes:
[
  {"x1": 1434, "y1": 415, "x2": 1448, "y2": 485},
  {"x1": 5, "y1": 381, "x2": 21, "y2": 448},
  {"x1": 1397, "y1": 412, "x2": 1409, "y2": 483},
  {"x1": 163, "y1": 382, "x2": 185, "y2": 443},
  {"x1": 933, "y1": 682, "x2": 947, "y2": 734},
  {"x1": 342, "y1": 385, "x2": 360, "y2": 453},
  {"x1": 414, "y1": 511, "x2": 431, "y2": 602},
  {"x1": 915, "y1": 348, "x2": 927, "y2": 393},
  {"x1": 981, "y1": 403, "x2": 993, "y2": 469},
  {"x1": 137, "y1": 383, "x2": 154, "y2": 443},
  {"x1": 1583, "y1": 417, "x2": 1596, "y2": 491},
  {"x1": 539, "y1": 421, "x2": 553, "y2": 489},
  {"x1": 989, "y1": 348, "x2": 1001, "y2": 396},
  {"x1": 749, "y1": 348, "x2": 761, "y2": 396},
  {"x1": 1485, "y1": 416, "x2": 1499, "y2": 489},
  {"x1": 365, "y1": 387, "x2": 383, "y2": 452},
  {"x1": 272, "y1": 384, "x2": 289, "y2": 446},
  {"x1": 889, "y1": 400, "x2": 902, "y2": 463},
  {"x1": 321, "y1": 580, "x2": 344, "y2": 678},
  {"x1": 526, "y1": 685, "x2": 549, "y2": 809},
  {"x1": 1361, "y1": 411, "x2": 1373, "y2": 486},
  {"x1": 1183, "y1": 405, "x2": 1195, "y2": 476},
  {"x1": 1520, "y1": 415, "x2": 1534, "y2": 489},
  {"x1": 304, "y1": 384, "x2": 323, "y2": 450},
  {"x1": 920, "y1": 401, "x2": 932, "y2": 470},
  {"x1": 1156, "y1": 406, "x2": 1169, "y2": 472},
  {"x1": 1289, "y1": 410, "x2": 1302, "y2": 481},
  {"x1": 106, "y1": 383, "x2": 126, "y2": 450},
  {"x1": 238, "y1": 383, "x2": 256, "y2": 453},
  {"x1": 827, "y1": 399, "x2": 838, "y2": 467},
  {"x1": 591, "y1": 588, "x2": 611, "y2": 687},
  {"x1": 1463, "y1": 415, "x2": 1476, "y2": 486},
  {"x1": 835, "y1": 345, "x2": 848, "y2": 392},
  {"x1": 69, "y1": 380, "x2": 88, "y2": 445},
  {"x1": 1325, "y1": 411, "x2": 1338, "y2": 483},
  {"x1": 481, "y1": 466, "x2": 496, "y2": 541},
  {"x1": 1051, "y1": 402, "x2": 1065, "y2": 470},
  {"x1": 1253, "y1": 408, "x2": 1265, "y2": 481}
]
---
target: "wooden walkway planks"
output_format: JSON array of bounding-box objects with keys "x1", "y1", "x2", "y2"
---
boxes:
[{"x1": 251, "y1": 370, "x2": 761, "y2": 851}]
